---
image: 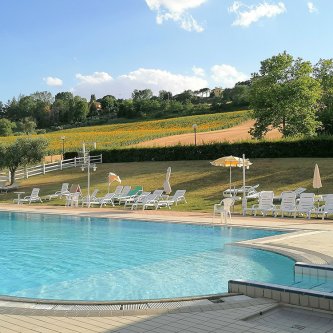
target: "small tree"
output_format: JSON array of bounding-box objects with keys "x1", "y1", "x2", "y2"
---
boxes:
[
  {"x1": 16, "y1": 117, "x2": 37, "y2": 134},
  {"x1": 0, "y1": 138, "x2": 48, "y2": 184},
  {"x1": 0, "y1": 118, "x2": 16, "y2": 136}
]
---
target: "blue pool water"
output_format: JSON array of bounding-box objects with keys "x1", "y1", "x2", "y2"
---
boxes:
[
  {"x1": 292, "y1": 274, "x2": 333, "y2": 293},
  {"x1": 0, "y1": 212, "x2": 295, "y2": 301}
]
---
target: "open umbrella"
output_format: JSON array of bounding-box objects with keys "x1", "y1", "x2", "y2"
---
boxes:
[
  {"x1": 108, "y1": 172, "x2": 121, "y2": 193},
  {"x1": 210, "y1": 155, "x2": 252, "y2": 193},
  {"x1": 163, "y1": 167, "x2": 172, "y2": 194},
  {"x1": 313, "y1": 164, "x2": 322, "y2": 194}
]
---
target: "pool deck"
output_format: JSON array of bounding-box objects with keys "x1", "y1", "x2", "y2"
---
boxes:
[{"x1": 1, "y1": 204, "x2": 333, "y2": 332}]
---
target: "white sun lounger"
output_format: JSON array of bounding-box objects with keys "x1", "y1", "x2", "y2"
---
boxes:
[
  {"x1": 13, "y1": 188, "x2": 43, "y2": 204},
  {"x1": 131, "y1": 190, "x2": 164, "y2": 210},
  {"x1": 273, "y1": 191, "x2": 297, "y2": 217},
  {"x1": 47, "y1": 183, "x2": 70, "y2": 200},
  {"x1": 81, "y1": 189, "x2": 100, "y2": 207},
  {"x1": 223, "y1": 184, "x2": 259, "y2": 197},
  {"x1": 154, "y1": 190, "x2": 187, "y2": 209},
  {"x1": 124, "y1": 192, "x2": 151, "y2": 208},
  {"x1": 313, "y1": 194, "x2": 333, "y2": 220},
  {"x1": 293, "y1": 193, "x2": 315, "y2": 219},
  {"x1": 244, "y1": 191, "x2": 275, "y2": 216}
]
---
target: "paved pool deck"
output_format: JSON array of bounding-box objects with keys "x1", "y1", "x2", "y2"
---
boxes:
[{"x1": 1, "y1": 204, "x2": 333, "y2": 332}]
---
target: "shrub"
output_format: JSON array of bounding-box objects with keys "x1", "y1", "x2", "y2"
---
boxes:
[{"x1": 87, "y1": 137, "x2": 333, "y2": 163}]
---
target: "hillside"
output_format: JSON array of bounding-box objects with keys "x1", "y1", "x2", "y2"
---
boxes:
[
  {"x1": 135, "y1": 120, "x2": 281, "y2": 147},
  {"x1": 0, "y1": 111, "x2": 250, "y2": 153}
]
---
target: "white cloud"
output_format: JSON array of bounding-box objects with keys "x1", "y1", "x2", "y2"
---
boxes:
[
  {"x1": 211, "y1": 64, "x2": 248, "y2": 88},
  {"x1": 145, "y1": 0, "x2": 207, "y2": 32},
  {"x1": 229, "y1": 1, "x2": 286, "y2": 27},
  {"x1": 75, "y1": 72, "x2": 113, "y2": 84},
  {"x1": 192, "y1": 66, "x2": 205, "y2": 77},
  {"x1": 73, "y1": 68, "x2": 208, "y2": 99},
  {"x1": 43, "y1": 76, "x2": 63, "y2": 87},
  {"x1": 307, "y1": 2, "x2": 318, "y2": 13}
]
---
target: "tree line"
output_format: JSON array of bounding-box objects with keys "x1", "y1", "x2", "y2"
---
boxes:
[
  {"x1": 0, "y1": 85, "x2": 250, "y2": 136},
  {"x1": 2, "y1": 51, "x2": 333, "y2": 139}
]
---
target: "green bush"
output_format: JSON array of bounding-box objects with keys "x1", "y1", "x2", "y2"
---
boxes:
[
  {"x1": 64, "y1": 151, "x2": 79, "y2": 159},
  {"x1": 87, "y1": 137, "x2": 333, "y2": 163}
]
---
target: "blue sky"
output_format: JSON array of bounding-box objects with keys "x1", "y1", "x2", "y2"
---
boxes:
[{"x1": 0, "y1": 0, "x2": 331, "y2": 101}]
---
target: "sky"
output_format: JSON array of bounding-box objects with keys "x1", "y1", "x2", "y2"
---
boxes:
[{"x1": 0, "y1": 0, "x2": 332, "y2": 102}]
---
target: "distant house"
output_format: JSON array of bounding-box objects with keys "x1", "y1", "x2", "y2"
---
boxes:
[
  {"x1": 95, "y1": 102, "x2": 102, "y2": 110},
  {"x1": 210, "y1": 87, "x2": 223, "y2": 97}
]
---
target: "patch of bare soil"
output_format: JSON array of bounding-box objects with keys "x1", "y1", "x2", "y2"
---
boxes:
[{"x1": 135, "y1": 120, "x2": 282, "y2": 147}]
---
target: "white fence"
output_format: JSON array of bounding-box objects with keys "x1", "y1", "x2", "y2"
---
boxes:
[{"x1": 0, "y1": 154, "x2": 103, "y2": 182}]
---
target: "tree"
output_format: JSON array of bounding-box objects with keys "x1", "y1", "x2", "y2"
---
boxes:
[
  {"x1": 71, "y1": 96, "x2": 89, "y2": 123},
  {"x1": 16, "y1": 117, "x2": 37, "y2": 134},
  {"x1": 173, "y1": 90, "x2": 194, "y2": 103},
  {"x1": 99, "y1": 95, "x2": 118, "y2": 117},
  {"x1": 222, "y1": 85, "x2": 250, "y2": 106},
  {"x1": 249, "y1": 52, "x2": 322, "y2": 138},
  {"x1": 158, "y1": 90, "x2": 172, "y2": 101},
  {"x1": 0, "y1": 138, "x2": 48, "y2": 184},
  {"x1": 314, "y1": 59, "x2": 333, "y2": 134},
  {"x1": 132, "y1": 89, "x2": 153, "y2": 101},
  {"x1": 0, "y1": 118, "x2": 16, "y2": 136},
  {"x1": 31, "y1": 91, "x2": 54, "y2": 104}
]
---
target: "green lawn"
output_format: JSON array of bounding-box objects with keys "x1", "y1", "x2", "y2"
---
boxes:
[{"x1": 2, "y1": 158, "x2": 333, "y2": 213}]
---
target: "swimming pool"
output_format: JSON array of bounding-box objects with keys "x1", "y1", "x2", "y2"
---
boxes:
[{"x1": 0, "y1": 212, "x2": 295, "y2": 301}]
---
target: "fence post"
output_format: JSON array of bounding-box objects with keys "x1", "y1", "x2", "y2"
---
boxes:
[
  {"x1": 43, "y1": 163, "x2": 46, "y2": 175},
  {"x1": 100, "y1": 154, "x2": 103, "y2": 163},
  {"x1": 8, "y1": 170, "x2": 11, "y2": 182},
  {"x1": 60, "y1": 160, "x2": 63, "y2": 171},
  {"x1": 74, "y1": 157, "x2": 77, "y2": 168},
  {"x1": 25, "y1": 166, "x2": 28, "y2": 179}
]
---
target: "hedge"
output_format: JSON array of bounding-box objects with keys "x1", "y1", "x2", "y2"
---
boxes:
[{"x1": 63, "y1": 138, "x2": 333, "y2": 163}]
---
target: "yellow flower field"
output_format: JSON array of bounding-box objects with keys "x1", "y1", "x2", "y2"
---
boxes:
[{"x1": 0, "y1": 111, "x2": 250, "y2": 153}]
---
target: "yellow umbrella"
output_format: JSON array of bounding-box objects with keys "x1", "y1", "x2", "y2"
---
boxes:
[
  {"x1": 108, "y1": 172, "x2": 121, "y2": 193},
  {"x1": 210, "y1": 155, "x2": 252, "y2": 193}
]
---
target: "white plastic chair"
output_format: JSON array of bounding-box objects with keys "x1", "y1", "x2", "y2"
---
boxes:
[
  {"x1": 213, "y1": 198, "x2": 234, "y2": 223},
  {"x1": 65, "y1": 192, "x2": 80, "y2": 207}
]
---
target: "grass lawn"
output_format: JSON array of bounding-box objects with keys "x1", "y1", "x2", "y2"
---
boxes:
[{"x1": 2, "y1": 158, "x2": 333, "y2": 213}]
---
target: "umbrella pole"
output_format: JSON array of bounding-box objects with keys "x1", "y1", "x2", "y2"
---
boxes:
[
  {"x1": 229, "y1": 166, "x2": 232, "y2": 194},
  {"x1": 242, "y1": 154, "x2": 247, "y2": 216}
]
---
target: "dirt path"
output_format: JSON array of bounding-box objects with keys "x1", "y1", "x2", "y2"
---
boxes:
[{"x1": 136, "y1": 120, "x2": 281, "y2": 147}]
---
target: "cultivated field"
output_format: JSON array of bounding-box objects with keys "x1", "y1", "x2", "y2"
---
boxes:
[
  {"x1": 136, "y1": 120, "x2": 281, "y2": 147},
  {"x1": 0, "y1": 111, "x2": 250, "y2": 153}
]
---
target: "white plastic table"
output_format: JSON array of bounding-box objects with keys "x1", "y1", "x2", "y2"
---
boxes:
[{"x1": 14, "y1": 192, "x2": 25, "y2": 204}]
